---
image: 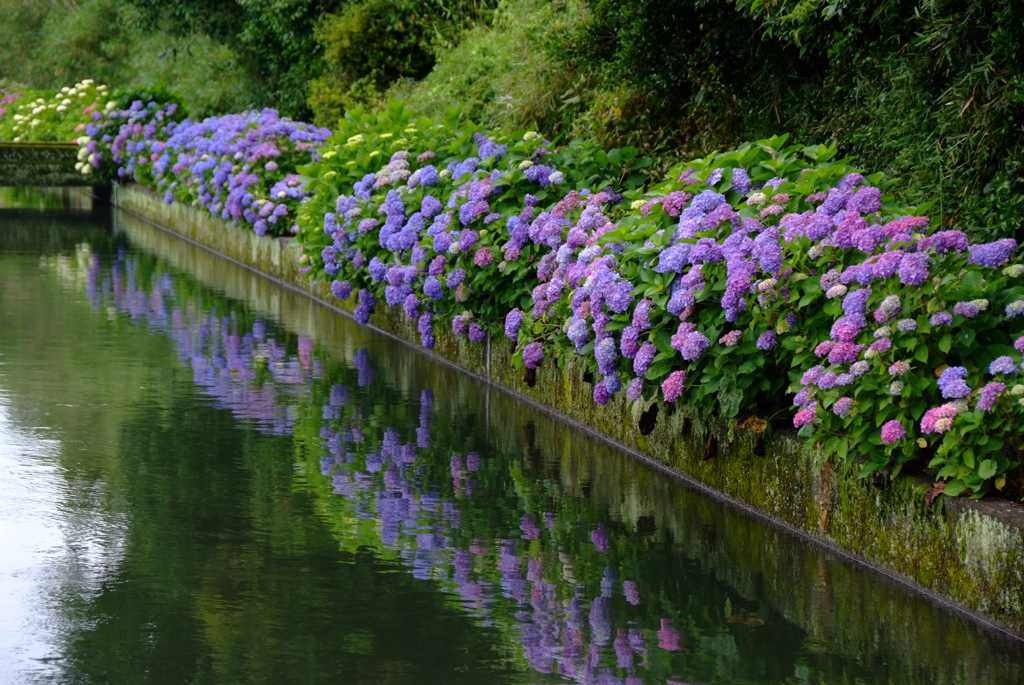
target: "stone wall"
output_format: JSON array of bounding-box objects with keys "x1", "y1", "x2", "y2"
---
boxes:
[
  {"x1": 111, "y1": 182, "x2": 1024, "y2": 635},
  {"x1": 0, "y1": 142, "x2": 94, "y2": 186}
]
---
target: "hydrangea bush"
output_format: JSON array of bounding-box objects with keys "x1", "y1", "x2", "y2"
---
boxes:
[
  {"x1": 5, "y1": 84, "x2": 1022, "y2": 498},
  {"x1": 0, "y1": 79, "x2": 111, "y2": 143},
  {"x1": 301, "y1": 128, "x2": 1023, "y2": 498},
  {"x1": 81, "y1": 99, "x2": 331, "y2": 236}
]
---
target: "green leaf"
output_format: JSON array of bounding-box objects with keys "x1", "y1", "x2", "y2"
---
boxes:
[
  {"x1": 938, "y1": 335, "x2": 952, "y2": 354},
  {"x1": 978, "y1": 459, "x2": 997, "y2": 480},
  {"x1": 914, "y1": 345, "x2": 929, "y2": 363}
]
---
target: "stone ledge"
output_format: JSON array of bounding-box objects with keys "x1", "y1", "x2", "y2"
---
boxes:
[{"x1": 110, "y1": 181, "x2": 1024, "y2": 635}]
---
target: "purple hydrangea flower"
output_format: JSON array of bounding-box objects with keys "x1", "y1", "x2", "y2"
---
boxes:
[
  {"x1": 801, "y1": 365, "x2": 825, "y2": 386},
  {"x1": 880, "y1": 420, "x2": 905, "y2": 444},
  {"x1": 831, "y1": 315, "x2": 866, "y2": 342},
  {"x1": 678, "y1": 330, "x2": 711, "y2": 361},
  {"x1": 952, "y1": 301, "x2": 980, "y2": 318},
  {"x1": 626, "y1": 377, "x2": 644, "y2": 401},
  {"x1": 968, "y1": 238, "x2": 1017, "y2": 268},
  {"x1": 868, "y1": 337, "x2": 892, "y2": 353},
  {"x1": 895, "y1": 318, "x2": 917, "y2": 332},
  {"x1": 661, "y1": 370, "x2": 686, "y2": 402},
  {"x1": 989, "y1": 356, "x2": 1018, "y2": 375},
  {"x1": 929, "y1": 310, "x2": 953, "y2": 326},
  {"x1": 898, "y1": 253, "x2": 930, "y2": 286},
  {"x1": 595, "y1": 337, "x2": 618, "y2": 376},
  {"x1": 1007, "y1": 301, "x2": 1024, "y2": 318},
  {"x1": 632, "y1": 299, "x2": 654, "y2": 331},
  {"x1": 842, "y1": 288, "x2": 872, "y2": 316},
  {"x1": 446, "y1": 268, "x2": 466, "y2": 288},
  {"x1": 331, "y1": 280, "x2": 353, "y2": 300},
  {"x1": 620, "y1": 326, "x2": 640, "y2": 359},
  {"x1": 937, "y1": 366, "x2": 970, "y2": 399},
  {"x1": 593, "y1": 380, "x2": 611, "y2": 405},
  {"x1": 505, "y1": 308, "x2": 524, "y2": 340},
  {"x1": 523, "y1": 342, "x2": 544, "y2": 369},
  {"x1": 633, "y1": 342, "x2": 656, "y2": 376},
  {"x1": 469, "y1": 322, "x2": 485, "y2": 343},
  {"x1": 793, "y1": 387, "x2": 816, "y2": 407},
  {"x1": 423, "y1": 276, "x2": 443, "y2": 300},
  {"x1": 756, "y1": 331, "x2": 777, "y2": 350},
  {"x1": 977, "y1": 382, "x2": 1006, "y2": 411},
  {"x1": 850, "y1": 360, "x2": 870, "y2": 376},
  {"x1": 832, "y1": 397, "x2": 854, "y2": 417}
]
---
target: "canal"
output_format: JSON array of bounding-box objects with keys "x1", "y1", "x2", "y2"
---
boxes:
[{"x1": 1, "y1": 187, "x2": 1022, "y2": 684}]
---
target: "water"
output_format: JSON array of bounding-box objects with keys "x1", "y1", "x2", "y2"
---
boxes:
[{"x1": 1, "y1": 188, "x2": 1022, "y2": 684}]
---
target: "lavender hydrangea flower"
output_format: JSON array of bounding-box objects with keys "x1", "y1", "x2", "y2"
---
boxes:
[
  {"x1": 842, "y1": 288, "x2": 871, "y2": 316},
  {"x1": 505, "y1": 308, "x2": 524, "y2": 340},
  {"x1": 593, "y1": 380, "x2": 611, "y2": 405},
  {"x1": 523, "y1": 342, "x2": 544, "y2": 369},
  {"x1": 952, "y1": 301, "x2": 979, "y2": 318},
  {"x1": 632, "y1": 299, "x2": 654, "y2": 331},
  {"x1": 881, "y1": 420, "x2": 905, "y2": 444},
  {"x1": 977, "y1": 382, "x2": 1006, "y2": 411},
  {"x1": 929, "y1": 311, "x2": 953, "y2": 326},
  {"x1": 620, "y1": 326, "x2": 640, "y2": 359},
  {"x1": 423, "y1": 275, "x2": 443, "y2": 300},
  {"x1": 889, "y1": 381, "x2": 905, "y2": 395},
  {"x1": 851, "y1": 361, "x2": 870, "y2": 376},
  {"x1": 989, "y1": 356, "x2": 1018, "y2": 375},
  {"x1": 794, "y1": 387, "x2": 816, "y2": 406},
  {"x1": 1007, "y1": 301, "x2": 1024, "y2": 318},
  {"x1": 832, "y1": 397, "x2": 854, "y2": 416},
  {"x1": 898, "y1": 253, "x2": 930, "y2": 286},
  {"x1": 626, "y1": 377, "x2": 644, "y2": 401},
  {"x1": 331, "y1": 280, "x2": 353, "y2": 300},
  {"x1": 634, "y1": 342, "x2": 656, "y2": 376},
  {"x1": 756, "y1": 331, "x2": 777, "y2": 350},
  {"x1": 678, "y1": 330, "x2": 710, "y2": 361},
  {"x1": 468, "y1": 322, "x2": 485, "y2": 343},
  {"x1": 446, "y1": 268, "x2": 466, "y2": 289},
  {"x1": 968, "y1": 238, "x2": 1017, "y2": 268},
  {"x1": 595, "y1": 337, "x2": 618, "y2": 376},
  {"x1": 801, "y1": 365, "x2": 825, "y2": 386},
  {"x1": 937, "y1": 366, "x2": 970, "y2": 399},
  {"x1": 895, "y1": 318, "x2": 917, "y2": 332}
]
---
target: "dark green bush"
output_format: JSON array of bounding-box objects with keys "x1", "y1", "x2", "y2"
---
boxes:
[{"x1": 308, "y1": 0, "x2": 498, "y2": 126}]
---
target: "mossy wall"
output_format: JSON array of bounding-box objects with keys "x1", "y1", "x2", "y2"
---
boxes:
[
  {"x1": 0, "y1": 142, "x2": 94, "y2": 186},
  {"x1": 111, "y1": 182, "x2": 1024, "y2": 635}
]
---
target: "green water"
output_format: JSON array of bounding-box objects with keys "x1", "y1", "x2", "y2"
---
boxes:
[{"x1": 1, "y1": 188, "x2": 1022, "y2": 684}]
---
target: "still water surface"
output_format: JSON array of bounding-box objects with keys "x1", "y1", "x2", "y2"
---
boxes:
[{"x1": 1, "y1": 187, "x2": 1022, "y2": 684}]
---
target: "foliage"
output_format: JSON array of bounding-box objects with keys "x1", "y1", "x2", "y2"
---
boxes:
[
  {"x1": 307, "y1": 0, "x2": 499, "y2": 126},
  {"x1": 0, "y1": 0, "x2": 255, "y2": 119}
]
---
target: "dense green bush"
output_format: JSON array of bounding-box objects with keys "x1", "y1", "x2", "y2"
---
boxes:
[{"x1": 308, "y1": 0, "x2": 499, "y2": 126}]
